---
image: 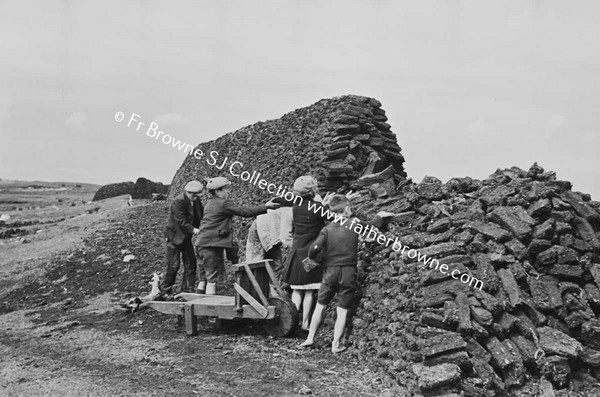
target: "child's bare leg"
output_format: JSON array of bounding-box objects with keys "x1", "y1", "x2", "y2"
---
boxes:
[
  {"x1": 332, "y1": 307, "x2": 349, "y2": 353},
  {"x1": 291, "y1": 289, "x2": 302, "y2": 311},
  {"x1": 301, "y1": 291, "x2": 314, "y2": 330},
  {"x1": 300, "y1": 303, "x2": 325, "y2": 347}
]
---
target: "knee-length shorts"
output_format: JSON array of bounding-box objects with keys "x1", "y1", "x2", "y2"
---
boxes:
[{"x1": 317, "y1": 266, "x2": 357, "y2": 310}]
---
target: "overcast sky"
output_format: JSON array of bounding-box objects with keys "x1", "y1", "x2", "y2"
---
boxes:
[{"x1": 1, "y1": 1, "x2": 599, "y2": 198}]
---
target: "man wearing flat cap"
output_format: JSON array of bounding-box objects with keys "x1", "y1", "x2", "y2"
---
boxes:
[{"x1": 159, "y1": 180, "x2": 204, "y2": 295}]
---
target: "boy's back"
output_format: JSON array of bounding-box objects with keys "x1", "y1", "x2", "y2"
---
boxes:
[
  {"x1": 311, "y1": 215, "x2": 382, "y2": 267},
  {"x1": 319, "y1": 219, "x2": 360, "y2": 267},
  {"x1": 301, "y1": 194, "x2": 391, "y2": 353}
]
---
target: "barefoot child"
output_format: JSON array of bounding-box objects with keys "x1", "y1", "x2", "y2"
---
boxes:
[
  {"x1": 282, "y1": 176, "x2": 335, "y2": 330},
  {"x1": 300, "y1": 195, "x2": 392, "y2": 353}
]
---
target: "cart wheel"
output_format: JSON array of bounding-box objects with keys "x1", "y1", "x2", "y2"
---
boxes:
[{"x1": 261, "y1": 296, "x2": 298, "y2": 337}]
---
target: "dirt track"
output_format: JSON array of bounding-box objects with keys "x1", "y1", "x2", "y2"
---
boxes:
[{"x1": 0, "y1": 200, "x2": 404, "y2": 397}]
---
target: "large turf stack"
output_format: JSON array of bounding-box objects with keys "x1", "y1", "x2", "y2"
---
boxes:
[
  {"x1": 130, "y1": 177, "x2": 169, "y2": 199},
  {"x1": 168, "y1": 94, "x2": 406, "y2": 201},
  {"x1": 92, "y1": 181, "x2": 135, "y2": 201},
  {"x1": 169, "y1": 95, "x2": 406, "y2": 268},
  {"x1": 93, "y1": 178, "x2": 169, "y2": 201},
  {"x1": 349, "y1": 164, "x2": 600, "y2": 396}
]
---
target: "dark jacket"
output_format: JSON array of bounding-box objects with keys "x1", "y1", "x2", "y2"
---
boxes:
[
  {"x1": 164, "y1": 193, "x2": 204, "y2": 245},
  {"x1": 308, "y1": 215, "x2": 383, "y2": 267},
  {"x1": 195, "y1": 197, "x2": 267, "y2": 248},
  {"x1": 288, "y1": 198, "x2": 327, "y2": 266},
  {"x1": 283, "y1": 197, "x2": 328, "y2": 285}
]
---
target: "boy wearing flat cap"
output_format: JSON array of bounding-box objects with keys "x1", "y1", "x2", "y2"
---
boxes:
[
  {"x1": 195, "y1": 177, "x2": 281, "y2": 295},
  {"x1": 159, "y1": 180, "x2": 205, "y2": 296}
]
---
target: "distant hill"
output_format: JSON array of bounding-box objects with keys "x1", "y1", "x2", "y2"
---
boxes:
[{"x1": 0, "y1": 179, "x2": 101, "y2": 190}]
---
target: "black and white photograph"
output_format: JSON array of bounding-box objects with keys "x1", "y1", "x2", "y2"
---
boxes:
[{"x1": 1, "y1": 1, "x2": 600, "y2": 396}]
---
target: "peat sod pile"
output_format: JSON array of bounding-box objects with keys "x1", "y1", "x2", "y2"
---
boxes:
[
  {"x1": 168, "y1": 95, "x2": 406, "y2": 201},
  {"x1": 349, "y1": 164, "x2": 600, "y2": 396},
  {"x1": 130, "y1": 177, "x2": 169, "y2": 199},
  {"x1": 92, "y1": 181, "x2": 134, "y2": 201},
  {"x1": 169, "y1": 95, "x2": 600, "y2": 395},
  {"x1": 93, "y1": 178, "x2": 169, "y2": 201}
]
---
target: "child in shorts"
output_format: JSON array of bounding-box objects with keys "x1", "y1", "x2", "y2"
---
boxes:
[
  {"x1": 300, "y1": 195, "x2": 392, "y2": 353},
  {"x1": 194, "y1": 177, "x2": 280, "y2": 295}
]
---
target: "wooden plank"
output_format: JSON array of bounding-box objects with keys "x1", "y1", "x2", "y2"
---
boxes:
[
  {"x1": 264, "y1": 260, "x2": 285, "y2": 297},
  {"x1": 141, "y1": 299, "x2": 275, "y2": 320},
  {"x1": 234, "y1": 283, "x2": 268, "y2": 318},
  {"x1": 187, "y1": 296, "x2": 233, "y2": 306},
  {"x1": 186, "y1": 303, "x2": 275, "y2": 319},
  {"x1": 184, "y1": 304, "x2": 197, "y2": 336},
  {"x1": 175, "y1": 292, "x2": 204, "y2": 301},
  {"x1": 224, "y1": 305, "x2": 276, "y2": 320},
  {"x1": 254, "y1": 266, "x2": 270, "y2": 301},
  {"x1": 243, "y1": 263, "x2": 269, "y2": 307},
  {"x1": 175, "y1": 293, "x2": 234, "y2": 305},
  {"x1": 221, "y1": 305, "x2": 276, "y2": 320},
  {"x1": 232, "y1": 260, "x2": 269, "y2": 271},
  {"x1": 190, "y1": 304, "x2": 232, "y2": 318},
  {"x1": 140, "y1": 301, "x2": 184, "y2": 315},
  {"x1": 235, "y1": 268, "x2": 244, "y2": 311}
]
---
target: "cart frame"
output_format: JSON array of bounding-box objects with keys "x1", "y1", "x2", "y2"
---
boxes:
[{"x1": 141, "y1": 259, "x2": 297, "y2": 337}]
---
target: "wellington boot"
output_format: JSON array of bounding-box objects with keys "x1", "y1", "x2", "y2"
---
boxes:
[{"x1": 196, "y1": 281, "x2": 206, "y2": 294}]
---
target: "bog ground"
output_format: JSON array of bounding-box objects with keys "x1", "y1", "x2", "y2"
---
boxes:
[{"x1": 0, "y1": 183, "x2": 401, "y2": 397}]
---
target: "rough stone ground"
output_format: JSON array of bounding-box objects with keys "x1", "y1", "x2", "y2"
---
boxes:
[{"x1": 0, "y1": 199, "x2": 405, "y2": 397}]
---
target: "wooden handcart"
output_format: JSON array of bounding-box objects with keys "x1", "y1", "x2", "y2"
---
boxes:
[{"x1": 141, "y1": 259, "x2": 299, "y2": 337}]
